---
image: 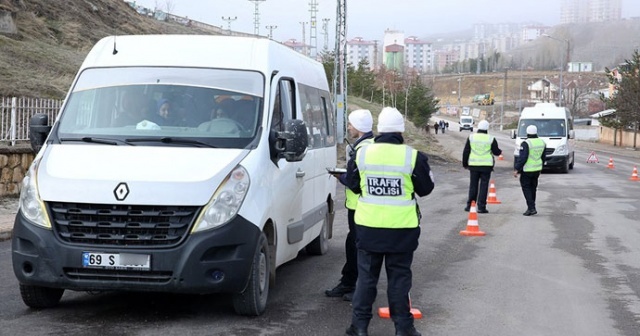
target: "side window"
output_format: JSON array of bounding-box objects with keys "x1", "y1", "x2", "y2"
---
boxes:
[{"x1": 320, "y1": 94, "x2": 336, "y2": 146}]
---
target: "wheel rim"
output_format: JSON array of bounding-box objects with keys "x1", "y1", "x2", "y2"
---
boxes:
[{"x1": 258, "y1": 251, "x2": 267, "y2": 293}]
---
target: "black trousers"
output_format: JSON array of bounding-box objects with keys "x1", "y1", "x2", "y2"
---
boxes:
[
  {"x1": 339, "y1": 209, "x2": 358, "y2": 287},
  {"x1": 467, "y1": 169, "x2": 491, "y2": 209},
  {"x1": 519, "y1": 171, "x2": 540, "y2": 210},
  {"x1": 351, "y1": 249, "x2": 414, "y2": 332}
]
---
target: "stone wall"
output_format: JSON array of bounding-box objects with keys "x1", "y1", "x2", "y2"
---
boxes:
[{"x1": 0, "y1": 146, "x2": 34, "y2": 197}]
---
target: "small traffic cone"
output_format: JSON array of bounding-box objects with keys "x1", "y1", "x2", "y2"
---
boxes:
[
  {"x1": 498, "y1": 154, "x2": 504, "y2": 161},
  {"x1": 630, "y1": 166, "x2": 639, "y2": 181},
  {"x1": 460, "y1": 201, "x2": 485, "y2": 236},
  {"x1": 486, "y1": 180, "x2": 501, "y2": 204},
  {"x1": 607, "y1": 157, "x2": 615, "y2": 169},
  {"x1": 378, "y1": 294, "x2": 423, "y2": 319}
]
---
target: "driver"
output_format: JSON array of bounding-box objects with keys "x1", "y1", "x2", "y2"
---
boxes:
[{"x1": 198, "y1": 98, "x2": 242, "y2": 134}]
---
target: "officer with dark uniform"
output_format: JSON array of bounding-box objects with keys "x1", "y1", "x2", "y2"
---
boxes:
[
  {"x1": 326, "y1": 109, "x2": 374, "y2": 301},
  {"x1": 514, "y1": 125, "x2": 547, "y2": 216},
  {"x1": 344, "y1": 107, "x2": 435, "y2": 336},
  {"x1": 462, "y1": 120, "x2": 502, "y2": 213}
]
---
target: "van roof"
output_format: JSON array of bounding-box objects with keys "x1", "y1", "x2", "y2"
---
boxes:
[
  {"x1": 81, "y1": 35, "x2": 328, "y2": 89},
  {"x1": 521, "y1": 103, "x2": 570, "y2": 118}
]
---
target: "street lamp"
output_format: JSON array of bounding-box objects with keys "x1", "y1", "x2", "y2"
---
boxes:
[{"x1": 542, "y1": 34, "x2": 570, "y2": 107}]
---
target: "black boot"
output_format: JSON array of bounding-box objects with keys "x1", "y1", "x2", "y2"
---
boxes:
[
  {"x1": 325, "y1": 283, "x2": 354, "y2": 297},
  {"x1": 345, "y1": 325, "x2": 368, "y2": 336}
]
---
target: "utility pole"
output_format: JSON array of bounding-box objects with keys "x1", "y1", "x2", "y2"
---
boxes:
[
  {"x1": 299, "y1": 21, "x2": 308, "y2": 56},
  {"x1": 321, "y1": 18, "x2": 330, "y2": 51},
  {"x1": 309, "y1": 0, "x2": 318, "y2": 58},
  {"x1": 457, "y1": 77, "x2": 462, "y2": 109},
  {"x1": 501, "y1": 68, "x2": 507, "y2": 131},
  {"x1": 221, "y1": 16, "x2": 237, "y2": 32},
  {"x1": 248, "y1": 0, "x2": 266, "y2": 36},
  {"x1": 334, "y1": 0, "x2": 347, "y2": 143},
  {"x1": 265, "y1": 25, "x2": 277, "y2": 39},
  {"x1": 519, "y1": 60, "x2": 525, "y2": 114}
]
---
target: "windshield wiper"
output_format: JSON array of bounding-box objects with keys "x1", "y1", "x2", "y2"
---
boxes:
[
  {"x1": 125, "y1": 137, "x2": 217, "y2": 148},
  {"x1": 60, "y1": 137, "x2": 134, "y2": 146}
]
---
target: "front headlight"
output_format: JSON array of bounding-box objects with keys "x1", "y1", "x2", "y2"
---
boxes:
[
  {"x1": 554, "y1": 145, "x2": 568, "y2": 155},
  {"x1": 191, "y1": 165, "x2": 250, "y2": 233},
  {"x1": 18, "y1": 160, "x2": 51, "y2": 229}
]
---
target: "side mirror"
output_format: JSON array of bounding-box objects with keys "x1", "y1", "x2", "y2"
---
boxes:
[
  {"x1": 568, "y1": 130, "x2": 575, "y2": 139},
  {"x1": 29, "y1": 114, "x2": 52, "y2": 154},
  {"x1": 274, "y1": 119, "x2": 308, "y2": 162},
  {"x1": 510, "y1": 129, "x2": 517, "y2": 139}
]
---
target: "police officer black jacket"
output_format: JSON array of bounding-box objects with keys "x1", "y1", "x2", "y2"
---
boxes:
[{"x1": 344, "y1": 133, "x2": 435, "y2": 253}]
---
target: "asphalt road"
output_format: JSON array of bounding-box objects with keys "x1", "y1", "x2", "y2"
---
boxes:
[{"x1": 1, "y1": 125, "x2": 639, "y2": 336}]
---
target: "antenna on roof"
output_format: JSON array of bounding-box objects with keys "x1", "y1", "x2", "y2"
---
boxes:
[{"x1": 112, "y1": 36, "x2": 118, "y2": 55}]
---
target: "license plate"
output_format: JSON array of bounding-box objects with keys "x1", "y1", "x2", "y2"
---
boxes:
[{"x1": 82, "y1": 252, "x2": 150, "y2": 270}]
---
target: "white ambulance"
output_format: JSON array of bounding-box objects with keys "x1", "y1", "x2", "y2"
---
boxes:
[
  {"x1": 511, "y1": 103, "x2": 575, "y2": 173},
  {"x1": 12, "y1": 35, "x2": 337, "y2": 316}
]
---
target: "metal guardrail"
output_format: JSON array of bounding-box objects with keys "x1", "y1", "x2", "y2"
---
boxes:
[{"x1": 0, "y1": 97, "x2": 62, "y2": 146}]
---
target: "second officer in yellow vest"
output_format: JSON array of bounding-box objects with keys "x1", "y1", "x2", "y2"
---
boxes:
[
  {"x1": 344, "y1": 107, "x2": 434, "y2": 336},
  {"x1": 326, "y1": 109, "x2": 374, "y2": 301},
  {"x1": 514, "y1": 125, "x2": 547, "y2": 216},
  {"x1": 462, "y1": 120, "x2": 502, "y2": 213}
]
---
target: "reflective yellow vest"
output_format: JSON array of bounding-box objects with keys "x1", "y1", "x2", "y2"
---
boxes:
[
  {"x1": 345, "y1": 138, "x2": 374, "y2": 210},
  {"x1": 468, "y1": 133, "x2": 494, "y2": 167},
  {"x1": 524, "y1": 138, "x2": 545, "y2": 172},
  {"x1": 354, "y1": 143, "x2": 418, "y2": 229}
]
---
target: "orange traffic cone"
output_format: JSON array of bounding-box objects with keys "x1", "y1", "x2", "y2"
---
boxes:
[
  {"x1": 630, "y1": 166, "x2": 639, "y2": 181},
  {"x1": 460, "y1": 201, "x2": 485, "y2": 236},
  {"x1": 498, "y1": 154, "x2": 504, "y2": 161},
  {"x1": 378, "y1": 294, "x2": 423, "y2": 319},
  {"x1": 486, "y1": 180, "x2": 501, "y2": 204},
  {"x1": 607, "y1": 157, "x2": 615, "y2": 169}
]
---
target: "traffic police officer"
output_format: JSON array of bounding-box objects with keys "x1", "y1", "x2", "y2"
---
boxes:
[
  {"x1": 326, "y1": 109, "x2": 374, "y2": 301},
  {"x1": 462, "y1": 119, "x2": 502, "y2": 213},
  {"x1": 344, "y1": 107, "x2": 435, "y2": 336},
  {"x1": 514, "y1": 125, "x2": 546, "y2": 216}
]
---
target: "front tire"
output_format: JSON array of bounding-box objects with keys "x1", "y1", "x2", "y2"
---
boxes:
[
  {"x1": 306, "y1": 219, "x2": 329, "y2": 255},
  {"x1": 233, "y1": 232, "x2": 270, "y2": 316},
  {"x1": 19, "y1": 284, "x2": 64, "y2": 309},
  {"x1": 569, "y1": 152, "x2": 575, "y2": 170}
]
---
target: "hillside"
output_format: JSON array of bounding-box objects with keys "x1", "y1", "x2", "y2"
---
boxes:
[{"x1": 0, "y1": 0, "x2": 218, "y2": 98}]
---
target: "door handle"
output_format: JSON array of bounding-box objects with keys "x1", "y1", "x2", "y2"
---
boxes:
[{"x1": 296, "y1": 169, "x2": 305, "y2": 178}]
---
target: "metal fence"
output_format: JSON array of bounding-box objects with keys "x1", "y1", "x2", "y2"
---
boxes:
[{"x1": 0, "y1": 97, "x2": 63, "y2": 146}]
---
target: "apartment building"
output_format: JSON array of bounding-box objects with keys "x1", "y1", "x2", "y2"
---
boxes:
[
  {"x1": 561, "y1": 0, "x2": 622, "y2": 24},
  {"x1": 404, "y1": 36, "x2": 433, "y2": 73},
  {"x1": 346, "y1": 37, "x2": 378, "y2": 71}
]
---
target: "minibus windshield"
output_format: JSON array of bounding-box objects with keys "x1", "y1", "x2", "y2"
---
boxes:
[{"x1": 56, "y1": 67, "x2": 264, "y2": 149}]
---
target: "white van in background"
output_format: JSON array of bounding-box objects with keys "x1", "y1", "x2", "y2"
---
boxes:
[
  {"x1": 460, "y1": 116, "x2": 474, "y2": 131},
  {"x1": 511, "y1": 103, "x2": 575, "y2": 173},
  {"x1": 12, "y1": 35, "x2": 337, "y2": 316}
]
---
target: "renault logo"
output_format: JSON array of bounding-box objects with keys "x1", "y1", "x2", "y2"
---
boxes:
[{"x1": 114, "y1": 182, "x2": 129, "y2": 201}]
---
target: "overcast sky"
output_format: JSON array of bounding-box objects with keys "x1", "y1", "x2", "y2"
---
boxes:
[{"x1": 131, "y1": 0, "x2": 640, "y2": 43}]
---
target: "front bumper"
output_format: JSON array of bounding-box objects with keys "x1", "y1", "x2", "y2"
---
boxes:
[{"x1": 12, "y1": 211, "x2": 260, "y2": 294}]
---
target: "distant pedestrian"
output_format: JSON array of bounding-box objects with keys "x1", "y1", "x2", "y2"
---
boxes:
[
  {"x1": 439, "y1": 120, "x2": 446, "y2": 134},
  {"x1": 462, "y1": 120, "x2": 502, "y2": 213},
  {"x1": 514, "y1": 125, "x2": 547, "y2": 216},
  {"x1": 433, "y1": 121, "x2": 439, "y2": 134},
  {"x1": 445, "y1": 121, "x2": 449, "y2": 130}
]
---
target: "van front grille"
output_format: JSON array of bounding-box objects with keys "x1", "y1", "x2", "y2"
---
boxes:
[
  {"x1": 48, "y1": 202, "x2": 200, "y2": 247},
  {"x1": 544, "y1": 148, "x2": 555, "y2": 156}
]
